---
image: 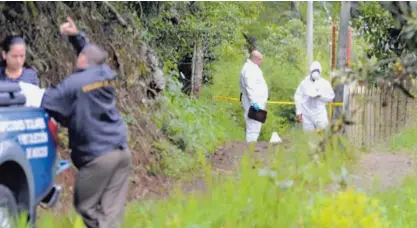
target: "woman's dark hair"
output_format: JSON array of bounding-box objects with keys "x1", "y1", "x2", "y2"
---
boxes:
[{"x1": 0, "y1": 35, "x2": 30, "y2": 68}]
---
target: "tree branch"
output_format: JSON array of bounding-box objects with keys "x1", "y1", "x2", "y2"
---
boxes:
[{"x1": 103, "y1": 2, "x2": 128, "y2": 27}]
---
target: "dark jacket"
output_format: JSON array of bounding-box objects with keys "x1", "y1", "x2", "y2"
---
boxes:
[
  {"x1": 40, "y1": 32, "x2": 128, "y2": 169},
  {"x1": 0, "y1": 67, "x2": 39, "y2": 86}
]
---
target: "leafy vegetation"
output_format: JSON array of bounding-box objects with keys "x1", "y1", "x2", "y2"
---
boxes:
[
  {"x1": 37, "y1": 131, "x2": 360, "y2": 228},
  {"x1": 35, "y1": 110, "x2": 417, "y2": 228},
  {"x1": 373, "y1": 176, "x2": 417, "y2": 228},
  {"x1": 200, "y1": 2, "x2": 369, "y2": 141},
  {"x1": 140, "y1": 2, "x2": 263, "y2": 88},
  {"x1": 120, "y1": 1, "x2": 417, "y2": 227},
  {"x1": 150, "y1": 76, "x2": 242, "y2": 177},
  {"x1": 36, "y1": 123, "x2": 417, "y2": 228},
  {"x1": 139, "y1": 1, "x2": 370, "y2": 175},
  {"x1": 9, "y1": 1, "x2": 417, "y2": 227},
  {"x1": 312, "y1": 189, "x2": 390, "y2": 227},
  {"x1": 389, "y1": 121, "x2": 417, "y2": 152},
  {"x1": 353, "y1": 2, "x2": 417, "y2": 59},
  {"x1": 352, "y1": 2, "x2": 399, "y2": 59}
]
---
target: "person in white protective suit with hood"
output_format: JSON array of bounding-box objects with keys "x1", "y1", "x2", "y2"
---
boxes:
[
  {"x1": 239, "y1": 50, "x2": 269, "y2": 142},
  {"x1": 294, "y1": 61, "x2": 335, "y2": 132}
]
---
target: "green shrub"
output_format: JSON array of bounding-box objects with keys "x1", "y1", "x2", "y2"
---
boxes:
[
  {"x1": 373, "y1": 177, "x2": 417, "y2": 228},
  {"x1": 389, "y1": 122, "x2": 417, "y2": 152},
  {"x1": 312, "y1": 189, "x2": 390, "y2": 228},
  {"x1": 151, "y1": 77, "x2": 243, "y2": 177}
]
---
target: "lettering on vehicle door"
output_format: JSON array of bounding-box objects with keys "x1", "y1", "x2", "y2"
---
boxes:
[{"x1": 0, "y1": 117, "x2": 49, "y2": 159}]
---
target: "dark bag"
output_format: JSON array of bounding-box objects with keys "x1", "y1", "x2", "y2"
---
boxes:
[{"x1": 248, "y1": 106, "x2": 267, "y2": 123}]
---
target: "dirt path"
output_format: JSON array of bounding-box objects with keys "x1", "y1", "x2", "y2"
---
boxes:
[
  {"x1": 210, "y1": 141, "x2": 275, "y2": 171},
  {"x1": 350, "y1": 152, "x2": 416, "y2": 191},
  {"x1": 47, "y1": 142, "x2": 415, "y2": 215},
  {"x1": 180, "y1": 141, "x2": 282, "y2": 194},
  {"x1": 194, "y1": 143, "x2": 417, "y2": 194}
]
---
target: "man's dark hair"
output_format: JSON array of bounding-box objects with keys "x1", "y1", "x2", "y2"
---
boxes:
[{"x1": 80, "y1": 44, "x2": 107, "y2": 66}]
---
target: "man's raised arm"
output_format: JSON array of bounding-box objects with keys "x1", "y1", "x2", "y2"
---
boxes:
[
  {"x1": 60, "y1": 17, "x2": 89, "y2": 55},
  {"x1": 68, "y1": 32, "x2": 89, "y2": 55}
]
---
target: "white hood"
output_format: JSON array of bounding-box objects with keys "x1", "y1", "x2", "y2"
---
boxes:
[
  {"x1": 294, "y1": 60, "x2": 335, "y2": 117},
  {"x1": 309, "y1": 61, "x2": 322, "y2": 81}
]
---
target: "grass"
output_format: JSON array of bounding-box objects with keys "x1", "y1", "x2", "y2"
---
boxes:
[
  {"x1": 34, "y1": 120, "x2": 417, "y2": 228},
  {"x1": 360, "y1": 118, "x2": 417, "y2": 228},
  {"x1": 149, "y1": 76, "x2": 244, "y2": 178},
  {"x1": 36, "y1": 130, "x2": 365, "y2": 228},
  {"x1": 372, "y1": 176, "x2": 417, "y2": 228},
  {"x1": 27, "y1": 115, "x2": 417, "y2": 228},
  {"x1": 389, "y1": 122, "x2": 417, "y2": 153},
  {"x1": 364, "y1": 120, "x2": 417, "y2": 227}
]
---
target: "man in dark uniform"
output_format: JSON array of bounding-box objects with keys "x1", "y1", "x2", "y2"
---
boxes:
[{"x1": 41, "y1": 17, "x2": 131, "y2": 228}]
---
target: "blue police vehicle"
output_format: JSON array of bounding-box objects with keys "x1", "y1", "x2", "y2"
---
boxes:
[{"x1": 0, "y1": 82, "x2": 70, "y2": 227}]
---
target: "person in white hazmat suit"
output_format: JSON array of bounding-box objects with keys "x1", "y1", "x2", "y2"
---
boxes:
[
  {"x1": 239, "y1": 50, "x2": 269, "y2": 142},
  {"x1": 294, "y1": 61, "x2": 335, "y2": 132}
]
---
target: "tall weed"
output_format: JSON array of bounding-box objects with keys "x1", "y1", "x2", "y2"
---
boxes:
[{"x1": 151, "y1": 77, "x2": 242, "y2": 177}]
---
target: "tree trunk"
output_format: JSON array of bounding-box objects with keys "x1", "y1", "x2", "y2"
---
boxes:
[
  {"x1": 191, "y1": 39, "x2": 204, "y2": 98},
  {"x1": 291, "y1": 1, "x2": 300, "y2": 19},
  {"x1": 337, "y1": 1, "x2": 351, "y2": 69},
  {"x1": 333, "y1": 1, "x2": 351, "y2": 122}
]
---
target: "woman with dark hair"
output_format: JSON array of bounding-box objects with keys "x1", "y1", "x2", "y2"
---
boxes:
[{"x1": 0, "y1": 35, "x2": 39, "y2": 86}]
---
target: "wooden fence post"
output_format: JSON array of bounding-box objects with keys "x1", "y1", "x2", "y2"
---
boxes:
[{"x1": 345, "y1": 81, "x2": 416, "y2": 149}]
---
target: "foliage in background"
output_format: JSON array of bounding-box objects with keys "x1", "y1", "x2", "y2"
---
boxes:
[
  {"x1": 380, "y1": 1, "x2": 417, "y2": 53},
  {"x1": 137, "y1": 1, "x2": 369, "y2": 174},
  {"x1": 140, "y1": 1, "x2": 263, "y2": 86},
  {"x1": 352, "y1": 1, "x2": 417, "y2": 60},
  {"x1": 151, "y1": 76, "x2": 242, "y2": 177},
  {"x1": 203, "y1": 2, "x2": 367, "y2": 141},
  {"x1": 387, "y1": 120, "x2": 417, "y2": 152},
  {"x1": 352, "y1": 2, "x2": 399, "y2": 59}
]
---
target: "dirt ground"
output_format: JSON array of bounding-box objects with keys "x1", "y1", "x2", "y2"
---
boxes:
[
  {"x1": 44, "y1": 141, "x2": 416, "y2": 215},
  {"x1": 46, "y1": 141, "x2": 283, "y2": 214},
  {"x1": 184, "y1": 142, "x2": 417, "y2": 195},
  {"x1": 350, "y1": 152, "x2": 416, "y2": 191}
]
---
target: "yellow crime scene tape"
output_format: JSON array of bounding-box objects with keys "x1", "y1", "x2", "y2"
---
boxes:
[{"x1": 212, "y1": 96, "x2": 343, "y2": 121}]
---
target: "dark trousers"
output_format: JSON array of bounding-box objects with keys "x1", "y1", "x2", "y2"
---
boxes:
[{"x1": 73, "y1": 149, "x2": 132, "y2": 228}]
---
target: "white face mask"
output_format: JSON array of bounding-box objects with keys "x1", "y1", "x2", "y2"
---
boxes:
[{"x1": 310, "y1": 70, "x2": 320, "y2": 81}]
